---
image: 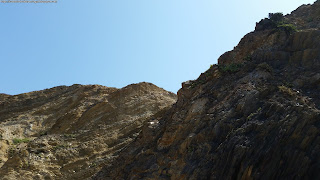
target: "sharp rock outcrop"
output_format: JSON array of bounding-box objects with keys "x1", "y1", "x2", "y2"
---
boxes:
[{"x1": 95, "y1": 1, "x2": 320, "y2": 180}]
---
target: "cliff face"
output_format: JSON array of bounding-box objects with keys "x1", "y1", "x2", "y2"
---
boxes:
[
  {"x1": 0, "y1": 83, "x2": 177, "y2": 179},
  {"x1": 96, "y1": 2, "x2": 320, "y2": 180}
]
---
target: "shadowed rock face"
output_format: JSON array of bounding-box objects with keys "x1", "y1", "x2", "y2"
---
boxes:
[
  {"x1": 219, "y1": 1, "x2": 320, "y2": 67},
  {"x1": 286, "y1": 1, "x2": 320, "y2": 30},
  {"x1": 95, "y1": 2, "x2": 320, "y2": 180},
  {"x1": 0, "y1": 83, "x2": 177, "y2": 179}
]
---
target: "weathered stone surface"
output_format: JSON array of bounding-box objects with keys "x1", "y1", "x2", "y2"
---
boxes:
[
  {"x1": 286, "y1": 1, "x2": 320, "y2": 30},
  {"x1": 0, "y1": 83, "x2": 176, "y2": 180},
  {"x1": 95, "y1": 2, "x2": 320, "y2": 180},
  {"x1": 2, "y1": 1, "x2": 320, "y2": 180}
]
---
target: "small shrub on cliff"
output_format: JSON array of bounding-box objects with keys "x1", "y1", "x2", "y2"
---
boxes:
[
  {"x1": 277, "y1": 24, "x2": 297, "y2": 34},
  {"x1": 269, "y1": 13, "x2": 284, "y2": 24},
  {"x1": 219, "y1": 63, "x2": 243, "y2": 73},
  {"x1": 264, "y1": 12, "x2": 297, "y2": 34},
  {"x1": 12, "y1": 138, "x2": 30, "y2": 144}
]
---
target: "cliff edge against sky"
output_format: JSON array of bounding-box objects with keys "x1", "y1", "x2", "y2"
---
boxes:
[
  {"x1": 1, "y1": 1, "x2": 320, "y2": 180},
  {"x1": 95, "y1": 1, "x2": 320, "y2": 179}
]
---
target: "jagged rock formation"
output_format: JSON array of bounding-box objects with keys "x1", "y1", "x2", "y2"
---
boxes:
[
  {"x1": 95, "y1": 1, "x2": 320, "y2": 179},
  {"x1": 0, "y1": 83, "x2": 177, "y2": 180}
]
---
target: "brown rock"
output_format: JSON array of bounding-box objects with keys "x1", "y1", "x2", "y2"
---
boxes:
[
  {"x1": 0, "y1": 83, "x2": 176, "y2": 179},
  {"x1": 95, "y1": 2, "x2": 320, "y2": 180}
]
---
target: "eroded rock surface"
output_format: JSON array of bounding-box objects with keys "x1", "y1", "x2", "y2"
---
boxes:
[
  {"x1": 0, "y1": 83, "x2": 176, "y2": 180},
  {"x1": 95, "y1": 2, "x2": 320, "y2": 179}
]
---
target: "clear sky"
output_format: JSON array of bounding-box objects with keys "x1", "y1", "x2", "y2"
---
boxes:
[{"x1": 0, "y1": 0, "x2": 316, "y2": 95}]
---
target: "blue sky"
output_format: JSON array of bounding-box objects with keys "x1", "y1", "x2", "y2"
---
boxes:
[{"x1": 0, "y1": 0, "x2": 316, "y2": 95}]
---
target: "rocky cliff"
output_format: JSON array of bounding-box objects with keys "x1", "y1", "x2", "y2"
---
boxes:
[
  {"x1": 0, "y1": 83, "x2": 177, "y2": 179},
  {"x1": 95, "y1": 1, "x2": 320, "y2": 179}
]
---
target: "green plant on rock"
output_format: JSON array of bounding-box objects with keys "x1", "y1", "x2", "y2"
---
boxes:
[
  {"x1": 269, "y1": 13, "x2": 284, "y2": 24},
  {"x1": 277, "y1": 23, "x2": 297, "y2": 34},
  {"x1": 12, "y1": 138, "x2": 30, "y2": 144},
  {"x1": 219, "y1": 63, "x2": 243, "y2": 73},
  {"x1": 267, "y1": 12, "x2": 297, "y2": 34}
]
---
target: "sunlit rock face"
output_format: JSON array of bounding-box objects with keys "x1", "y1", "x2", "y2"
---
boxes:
[{"x1": 0, "y1": 82, "x2": 177, "y2": 179}]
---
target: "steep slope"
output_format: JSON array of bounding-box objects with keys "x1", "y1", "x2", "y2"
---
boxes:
[
  {"x1": 96, "y1": 2, "x2": 320, "y2": 179},
  {"x1": 0, "y1": 83, "x2": 177, "y2": 179}
]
